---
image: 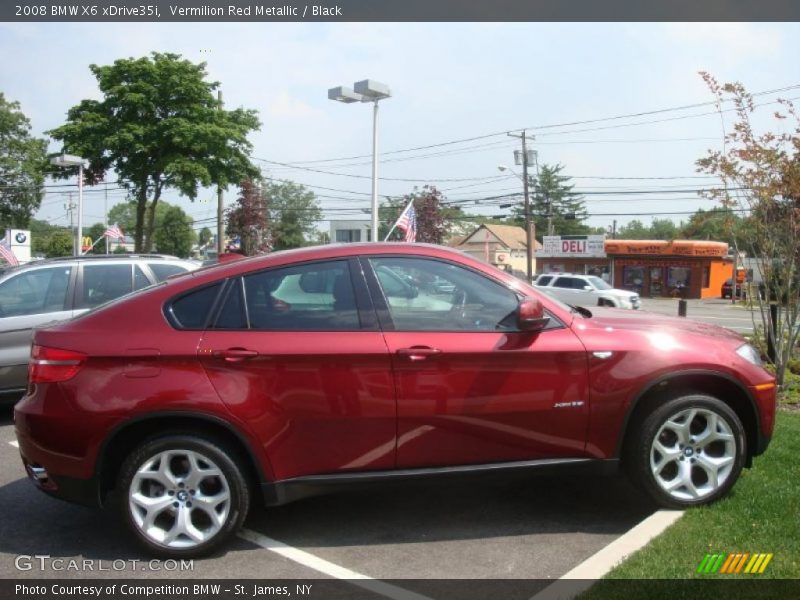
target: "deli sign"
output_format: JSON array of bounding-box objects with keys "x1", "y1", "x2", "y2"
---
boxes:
[{"x1": 541, "y1": 235, "x2": 606, "y2": 258}]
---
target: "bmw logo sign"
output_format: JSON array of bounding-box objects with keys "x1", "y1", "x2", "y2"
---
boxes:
[{"x1": 14, "y1": 232, "x2": 27, "y2": 244}]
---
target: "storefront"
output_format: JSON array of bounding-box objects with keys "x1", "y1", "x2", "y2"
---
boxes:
[
  {"x1": 536, "y1": 235, "x2": 612, "y2": 281},
  {"x1": 605, "y1": 240, "x2": 732, "y2": 299}
]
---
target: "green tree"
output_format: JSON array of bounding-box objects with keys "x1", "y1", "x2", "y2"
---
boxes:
[
  {"x1": 680, "y1": 208, "x2": 743, "y2": 245},
  {"x1": 616, "y1": 219, "x2": 651, "y2": 239},
  {"x1": 512, "y1": 164, "x2": 589, "y2": 237},
  {"x1": 48, "y1": 52, "x2": 260, "y2": 252},
  {"x1": 154, "y1": 205, "x2": 195, "y2": 257},
  {"x1": 226, "y1": 179, "x2": 269, "y2": 256},
  {"x1": 0, "y1": 94, "x2": 48, "y2": 228},
  {"x1": 380, "y1": 187, "x2": 462, "y2": 243},
  {"x1": 198, "y1": 226, "x2": 213, "y2": 247},
  {"x1": 650, "y1": 218, "x2": 680, "y2": 240},
  {"x1": 108, "y1": 200, "x2": 171, "y2": 239},
  {"x1": 45, "y1": 229, "x2": 73, "y2": 258},
  {"x1": 697, "y1": 73, "x2": 800, "y2": 386},
  {"x1": 266, "y1": 180, "x2": 321, "y2": 250}
]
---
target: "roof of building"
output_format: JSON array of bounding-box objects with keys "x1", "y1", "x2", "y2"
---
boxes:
[{"x1": 457, "y1": 224, "x2": 542, "y2": 251}]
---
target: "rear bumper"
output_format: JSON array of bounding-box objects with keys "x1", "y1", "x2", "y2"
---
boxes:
[{"x1": 14, "y1": 396, "x2": 102, "y2": 508}]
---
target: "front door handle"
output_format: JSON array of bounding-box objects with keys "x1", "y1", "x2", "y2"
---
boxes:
[
  {"x1": 213, "y1": 348, "x2": 259, "y2": 362},
  {"x1": 396, "y1": 347, "x2": 442, "y2": 361}
]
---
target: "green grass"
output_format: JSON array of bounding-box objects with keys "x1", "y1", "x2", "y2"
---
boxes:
[{"x1": 581, "y1": 411, "x2": 800, "y2": 594}]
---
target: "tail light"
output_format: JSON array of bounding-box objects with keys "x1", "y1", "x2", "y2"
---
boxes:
[{"x1": 29, "y1": 345, "x2": 87, "y2": 384}]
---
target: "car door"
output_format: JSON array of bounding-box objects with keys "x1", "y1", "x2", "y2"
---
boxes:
[
  {"x1": 364, "y1": 256, "x2": 590, "y2": 469},
  {"x1": 197, "y1": 258, "x2": 396, "y2": 481},
  {"x1": 0, "y1": 264, "x2": 75, "y2": 395}
]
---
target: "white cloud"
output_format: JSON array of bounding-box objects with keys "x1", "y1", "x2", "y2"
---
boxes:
[{"x1": 267, "y1": 91, "x2": 322, "y2": 118}]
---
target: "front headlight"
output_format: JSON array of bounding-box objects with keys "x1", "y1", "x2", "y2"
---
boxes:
[{"x1": 736, "y1": 343, "x2": 763, "y2": 366}]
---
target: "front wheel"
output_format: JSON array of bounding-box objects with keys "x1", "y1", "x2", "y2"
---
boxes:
[
  {"x1": 627, "y1": 394, "x2": 746, "y2": 508},
  {"x1": 118, "y1": 434, "x2": 250, "y2": 557}
]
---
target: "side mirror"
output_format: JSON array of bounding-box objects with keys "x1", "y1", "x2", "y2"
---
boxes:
[{"x1": 517, "y1": 297, "x2": 549, "y2": 332}]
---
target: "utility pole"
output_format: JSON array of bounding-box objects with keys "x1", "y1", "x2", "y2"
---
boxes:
[
  {"x1": 612, "y1": 219, "x2": 617, "y2": 239},
  {"x1": 66, "y1": 193, "x2": 75, "y2": 255},
  {"x1": 508, "y1": 131, "x2": 534, "y2": 282},
  {"x1": 217, "y1": 90, "x2": 224, "y2": 257}
]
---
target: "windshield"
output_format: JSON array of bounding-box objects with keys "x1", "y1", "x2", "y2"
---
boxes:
[{"x1": 587, "y1": 276, "x2": 612, "y2": 290}]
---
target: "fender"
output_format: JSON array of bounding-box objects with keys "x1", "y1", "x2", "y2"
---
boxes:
[{"x1": 614, "y1": 368, "x2": 761, "y2": 459}]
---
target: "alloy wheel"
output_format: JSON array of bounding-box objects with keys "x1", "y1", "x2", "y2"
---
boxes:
[
  {"x1": 649, "y1": 407, "x2": 736, "y2": 501},
  {"x1": 128, "y1": 449, "x2": 231, "y2": 549}
]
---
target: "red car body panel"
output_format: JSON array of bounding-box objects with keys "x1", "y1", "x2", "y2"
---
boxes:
[
  {"x1": 13, "y1": 243, "x2": 777, "y2": 507},
  {"x1": 383, "y1": 329, "x2": 589, "y2": 468}
]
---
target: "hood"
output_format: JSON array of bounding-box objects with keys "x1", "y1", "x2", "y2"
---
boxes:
[{"x1": 577, "y1": 307, "x2": 744, "y2": 342}]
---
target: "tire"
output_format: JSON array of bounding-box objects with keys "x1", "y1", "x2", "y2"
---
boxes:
[
  {"x1": 117, "y1": 434, "x2": 250, "y2": 558},
  {"x1": 626, "y1": 394, "x2": 746, "y2": 509}
]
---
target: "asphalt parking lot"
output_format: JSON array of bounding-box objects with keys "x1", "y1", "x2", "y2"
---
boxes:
[
  {"x1": 639, "y1": 297, "x2": 760, "y2": 334},
  {"x1": 0, "y1": 406, "x2": 657, "y2": 592}
]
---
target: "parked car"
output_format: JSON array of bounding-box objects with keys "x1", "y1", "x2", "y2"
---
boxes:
[
  {"x1": 535, "y1": 273, "x2": 641, "y2": 309},
  {"x1": 15, "y1": 243, "x2": 775, "y2": 557},
  {"x1": 0, "y1": 254, "x2": 198, "y2": 403},
  {"x1": 721, "y1": 278, "x2": 745, "y2": 299}
]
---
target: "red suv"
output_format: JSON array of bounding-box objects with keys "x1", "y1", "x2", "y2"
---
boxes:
[{"x1": 14, "y1": 244, "x2": 776, "y2": 557}]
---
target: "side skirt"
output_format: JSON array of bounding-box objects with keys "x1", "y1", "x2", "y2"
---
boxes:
[{"x1": 261, "y1": 457, "x2": 619, "y2": 506}]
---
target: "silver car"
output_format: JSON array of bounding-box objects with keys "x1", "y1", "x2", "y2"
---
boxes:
[{"x1": 0, "y1": 255, "x2": 199, "y2": 403}]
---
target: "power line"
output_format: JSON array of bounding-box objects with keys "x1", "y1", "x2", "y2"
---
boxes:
[{"x1": 265, "y1": 82, "x2": 800, "y2": 166}]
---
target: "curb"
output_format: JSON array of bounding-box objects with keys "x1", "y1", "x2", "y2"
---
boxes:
[{"x1": 530, "y1": 509, "x2": 684, "y2": 600}]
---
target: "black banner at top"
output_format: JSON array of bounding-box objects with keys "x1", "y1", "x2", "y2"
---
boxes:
[{"x1": 3, "y1": 0, "x2": 800, "y2": 22}]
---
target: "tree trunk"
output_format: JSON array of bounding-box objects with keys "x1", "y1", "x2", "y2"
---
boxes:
[
  {"x1": 143, "y1": 183, "x2": 162, "y2": 252},
  {"x1": 134, "y1": 186, "x2": 147, "y2": 253}
]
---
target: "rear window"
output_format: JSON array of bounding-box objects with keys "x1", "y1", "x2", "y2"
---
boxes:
[
  {"x1": 150, "y1": 262, "x2": 191, "y2": 282},
  {"x1": 168, "y1": 283, "x2": 223, "y2": 329}
]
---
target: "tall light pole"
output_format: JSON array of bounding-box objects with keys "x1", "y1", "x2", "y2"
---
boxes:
[
  {"x1": 51, "y1": 154, "x2": 87, "y2": 256},
  {"x1": 328, "y1": 80, "x2": 391, "y2": 242}
]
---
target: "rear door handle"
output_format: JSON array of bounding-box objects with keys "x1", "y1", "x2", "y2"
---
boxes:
[
  {"x1": 213, "y1": 348, "x2": 259, "y2": 362},
  {"x1": 396, "y1": 347, "x2": 442, "y2": 361}
]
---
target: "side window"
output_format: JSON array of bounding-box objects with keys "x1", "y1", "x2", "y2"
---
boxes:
[
  {"x1": 243, "y1": 260, "x2": 360, "y2": 331},
  {"x1": 150, "y1": 263, "x2": 190, "y2": 282},
  {"x1": 537, "y1": 275, "x2": 553, "y2": 286},
  {"x1": 213, "y1": 279, "x2": 248, "y2": 329},
  {"x1": 134, "y1": 265, "x2": 151, "y2": 290},
  {"x1": 368, "y1": 257, "x2": 518, "y2": 332},
  {"x1": 79, "y1": 264, "x2": 134, "y2": 308},
  {"x1": 169, "y1": 283, "x2": 223, "y2": 329},
  {"x1": 552, "y1": 277, "x2": 568, "y2": 288},
  {"x1": 0, "y1": 267, "x2": 72, "y2": 317}
]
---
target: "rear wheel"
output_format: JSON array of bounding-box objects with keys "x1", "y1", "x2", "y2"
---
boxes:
[
  {"x1": 627, "y1": 394, "x2": 746, "y2": 508},
  {"x1": 118, "y1": 434, "x2": 250, "y2": 557}
]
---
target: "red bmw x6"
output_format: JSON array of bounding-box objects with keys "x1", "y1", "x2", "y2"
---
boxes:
[{"x1": 14, "y1": 244, "x2": 776, "y2": 557}]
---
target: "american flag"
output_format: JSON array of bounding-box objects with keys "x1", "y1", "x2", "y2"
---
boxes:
[
  {"x1": 103, "y1": 224, "x2": 124, "y2": 240},
  {"x1": 396, "y1": 202, "x2": 417, "y2": 242},
  {"x1": 0, "y1": 234, "x2": 19, "y2": 266}
]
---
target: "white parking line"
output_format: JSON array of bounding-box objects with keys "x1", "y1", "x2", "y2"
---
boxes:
[
  {"x1": 8, "y1": 440, "x2": 18, "y2": 448},
  {"x1": 238, "y1": 529, "x2": 432, "y2": 600},
  {"x1": 530, "y1": 510, "x2": 684, "y2": 600}
]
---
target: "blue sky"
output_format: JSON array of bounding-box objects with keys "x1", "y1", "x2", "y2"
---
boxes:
[{"x1": 1, "y1": 21, "x2": 799, "y2": 236}]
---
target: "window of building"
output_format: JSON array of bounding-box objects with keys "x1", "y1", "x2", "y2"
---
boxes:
[{"x1": 335, "y1": 229, "x2": 361, "y2": 243}]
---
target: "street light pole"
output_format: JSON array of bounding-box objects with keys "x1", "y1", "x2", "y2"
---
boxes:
[
  {"x1": 370, "y1": 100, "x2": 379, "y2": 241},
  {"x1": 329, "y1": 80, "x2": 391, "y2": 242},
  {"x1": 51, "y1": 154, "x2": 87, "y2": 256}
]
